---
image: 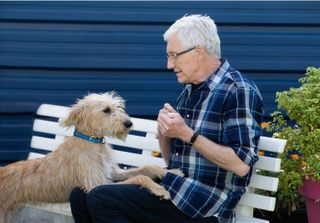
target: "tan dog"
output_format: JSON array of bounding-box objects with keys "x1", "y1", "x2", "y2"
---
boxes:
[{"x1": 0, "y1": 92, "x2": 182, "y2": 223}]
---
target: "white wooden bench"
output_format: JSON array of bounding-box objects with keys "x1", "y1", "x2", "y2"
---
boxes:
[{"x1": 20, "y1": 103, "x2": 286, "y2": 223}]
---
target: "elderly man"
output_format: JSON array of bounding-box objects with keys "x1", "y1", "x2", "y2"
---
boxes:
[
  {"x1": 157, "y1": 14, "x2": 263, "y2": 223},
  {"x1": 69, "y1": 14, "x2": 263, "y2": 223}
]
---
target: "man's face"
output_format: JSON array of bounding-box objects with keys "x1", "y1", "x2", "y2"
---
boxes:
[{"x1": 166, "y1": 35, "x2": 198, "y2": 84}]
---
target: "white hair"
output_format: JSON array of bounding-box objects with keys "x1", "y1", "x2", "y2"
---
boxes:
[{"x1": 163, "y1": 14, "x2": 221, "y2": 58}]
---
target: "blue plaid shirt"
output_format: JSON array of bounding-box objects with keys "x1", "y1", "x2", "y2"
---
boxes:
[{"x1": 161, "y1": 59, "x2": 263, "y2": 223}]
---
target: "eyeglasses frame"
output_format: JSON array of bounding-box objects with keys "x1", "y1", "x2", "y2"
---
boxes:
[{"x1": 166, "y1": 46, "x2": 197, "y2": 63}]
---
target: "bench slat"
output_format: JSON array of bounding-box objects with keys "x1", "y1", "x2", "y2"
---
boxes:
[
  {"x1": 33, "y1": 119, "x2": 160, "y2": 151},
  {"x1": 28, "y1": 152, "x2": 46, "y2": 159},
  {"x1": 31, "y1": 136, "x2": 60, "y2": 151},
  {"x1": 130, "y1": 117, "x2": 158, "y2": 133},
  {"x1": 31, "y1": 132, "x2": 160, "y2": 154},
  {"x1": 28, "y1": 136, "x2": 166, "y2": 167},
  {"x1": 258, "y1": 136, "x2": 286, "y2": 153},
  {"x1": 33, "y1": 119, "x2": 73, "y2": 136},
  {"x1": 36, "y1": 104, "x2": 158, "y2": 133},
  {"x1": 249, "y1": 174, "x2": 278, "y2": 192},
  {"x1": 239, "y1": 192, "x2": 275, "y2": 211},
  {"x1": 36, "y1": 104, "x2": 69, "y2": 118},
  {"x1": 255, "y1": 156, "x2": 281, "y2": 172},
  {"x1": 114, "y1": 150, "x2": 166, "y2": 168},
  {"x1": 30, "y1": 136, "x2": 164, "y2": 166},
  {"x1": 106, "y1": 135, "x2": 160, "y2": 151}
]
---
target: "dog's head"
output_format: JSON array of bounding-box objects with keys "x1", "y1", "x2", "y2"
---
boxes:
[{"x1": 62, "y1": 92, "x2": 132, "y2": 140}]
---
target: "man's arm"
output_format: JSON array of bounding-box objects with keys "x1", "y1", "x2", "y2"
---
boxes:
[
  {"x1": 191, "y1": 134, "x2": 250, "y2": 177},
  {"x1": 158, "y1": 131, "x2": 172, "y2": 165}
]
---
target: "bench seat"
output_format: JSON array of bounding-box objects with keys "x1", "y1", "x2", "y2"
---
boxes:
[{"x1": 19, "y1": 104, "x2": 286, "y2": 223}]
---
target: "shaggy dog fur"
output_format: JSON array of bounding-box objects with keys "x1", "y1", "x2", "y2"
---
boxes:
[{"x1": 0, "y1": 92, "x2": 182, "y2": 223}]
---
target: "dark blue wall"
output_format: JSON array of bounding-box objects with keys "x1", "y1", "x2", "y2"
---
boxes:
[{"x1": 1, "y1": 1, "x2": 320, "y2": 161}]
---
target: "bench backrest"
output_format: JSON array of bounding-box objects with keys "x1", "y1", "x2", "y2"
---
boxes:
[{"x1": 29, "y1": 104, "x2": 286, "y2": 223}]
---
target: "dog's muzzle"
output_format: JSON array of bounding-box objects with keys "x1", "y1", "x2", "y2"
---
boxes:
[{"x1": 124, "y1": 120, "x2": 133, "y2": 129}]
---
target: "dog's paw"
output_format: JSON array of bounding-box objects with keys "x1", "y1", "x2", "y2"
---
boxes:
[
  {"x1": 160, "y1": 190, "x2": 171, "y2": 200},
  {"x1": 167, "y1": 168, "x2": 184, "y2": 177},
  {"x1": 149, "y1": 185, "x2": 171, "y2": 200}
]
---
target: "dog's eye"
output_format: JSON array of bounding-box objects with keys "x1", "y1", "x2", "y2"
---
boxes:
[{"x1": 103, "y1": 107, "x2": 111, "y2": 113}]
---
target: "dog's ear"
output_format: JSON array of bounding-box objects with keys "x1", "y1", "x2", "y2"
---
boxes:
[{"x1": 61, "y1": 104, "x2": 82, "y2": 127}]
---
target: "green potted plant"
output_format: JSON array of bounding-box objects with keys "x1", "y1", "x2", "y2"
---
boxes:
[{"x1": 267, "y1": 67, "x2": 320, "y2": 223}]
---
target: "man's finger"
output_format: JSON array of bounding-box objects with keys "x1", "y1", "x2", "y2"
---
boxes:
[
  {"x1": 167, "y1": 112, "x2": 177, "y2": 119},
  {"x1": 158, "y1": 113, "x2": 171, "y2": 125},
  {"x1": 164, "y1": 103, "x2": 177, "y2": 113}
]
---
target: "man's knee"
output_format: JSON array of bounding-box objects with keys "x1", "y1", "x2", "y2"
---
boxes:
[
  {"x1": 86, "y1": 184, "x2": 134, "y2": 219},
  {"x1": 86, "y1": 184, "x2": 141, "y2": 210},
  {"x1": 69, "y1": 187, "x2": 86, "y2": 204},
  {"x1": 86, "y1": 185, "x2": 117, "y2": 210}
]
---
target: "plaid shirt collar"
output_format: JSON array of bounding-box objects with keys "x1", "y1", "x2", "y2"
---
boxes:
[{"x1": 185, "y1": 58, "x2": 230, "y2": 95}]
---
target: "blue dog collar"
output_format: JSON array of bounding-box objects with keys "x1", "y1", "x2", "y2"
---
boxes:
[{"x1": 73, "y1": 130, "x2": 105, "y2": 144}]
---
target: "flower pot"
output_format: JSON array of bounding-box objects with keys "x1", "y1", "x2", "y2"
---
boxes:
[{"x1": 298, "y1": 178, "x2": 320, "y2": 223}]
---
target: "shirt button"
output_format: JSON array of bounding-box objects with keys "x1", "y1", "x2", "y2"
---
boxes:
[
  {"x1": 186, "y1": 114, "x2": 190, "y2": 118},
  {"x1": 175, "y1": 152, "x2": 179, "y2": 156}
]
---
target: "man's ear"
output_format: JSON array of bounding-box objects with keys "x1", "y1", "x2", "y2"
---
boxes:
[{"x1": 196, "y1": 45, "x2": 206, "y2": 61}]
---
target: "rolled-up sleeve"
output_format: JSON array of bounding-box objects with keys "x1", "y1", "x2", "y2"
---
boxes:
[{"x1": 222, "y1": 84, "x2": 263, "y2": 166}]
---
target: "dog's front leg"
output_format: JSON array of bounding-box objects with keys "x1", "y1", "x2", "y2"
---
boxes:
[
  {"x1": 0, "y1": 210, "x2": 9, "y2": 223},
  {"x1": 112, "y1": 165, "x2": 184, "y2": 181},
  {"x1": 117, "y1": 175, "x2": 171, "y2": 200},
  {"x1": 112, "y1": 166, "x2": 144, "y2": 181},
  {"x1": 80, "y1": 164, "x2": 108, "y2": 192}
]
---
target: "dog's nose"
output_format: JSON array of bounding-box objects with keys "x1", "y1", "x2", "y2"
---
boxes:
[{"x1": 124, "y1": 120, "x2": 133, "y2": 128}]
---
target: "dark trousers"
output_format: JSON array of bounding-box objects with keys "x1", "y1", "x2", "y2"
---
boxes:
[{"x1": 69, "y1": 184, "x2": 219, "y2": 223}]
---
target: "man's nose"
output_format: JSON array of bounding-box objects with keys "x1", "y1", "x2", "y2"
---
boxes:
[{"x1": 167, "y1": 59, "x2": 175, "y2": 70}]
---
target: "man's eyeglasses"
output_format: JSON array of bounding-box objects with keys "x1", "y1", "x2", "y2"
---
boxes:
[{"x1": 166, "y1": 46, "x2": 196, "y2": 63}]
